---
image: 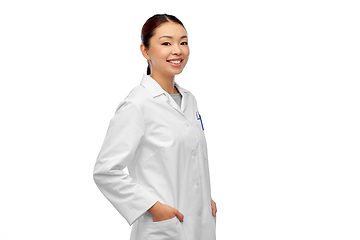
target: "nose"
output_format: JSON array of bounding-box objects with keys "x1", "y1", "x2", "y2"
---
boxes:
[{"x1": 172, "y1": 44, "x2": 182, "y2": 55}]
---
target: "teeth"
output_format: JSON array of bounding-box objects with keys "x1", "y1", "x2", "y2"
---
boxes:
[{"x1": 169, "y1": 60, "x2": 181, "y2": 64}]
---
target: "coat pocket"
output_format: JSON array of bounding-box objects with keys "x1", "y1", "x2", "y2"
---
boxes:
[{"x1": 138, "y1": 216, "x2": 184, "y2": 240}]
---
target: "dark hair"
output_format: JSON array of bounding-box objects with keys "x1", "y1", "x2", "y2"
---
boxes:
[{"x1": 141, "y1": 14, "x2": 186, "y2": 75}]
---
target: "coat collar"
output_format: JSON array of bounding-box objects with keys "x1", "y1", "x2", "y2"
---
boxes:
[{"x1": 140, "y1": 74, "x2": 189, "y2": 98}]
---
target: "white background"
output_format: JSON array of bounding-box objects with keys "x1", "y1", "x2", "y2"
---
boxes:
[{"x1": 1, "y1": 0, "x2": 359, "y2": 239}]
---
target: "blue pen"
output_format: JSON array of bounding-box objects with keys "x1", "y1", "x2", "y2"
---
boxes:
[{"x1": 196, "y1": 111, "x2": 204, "y2": 131}]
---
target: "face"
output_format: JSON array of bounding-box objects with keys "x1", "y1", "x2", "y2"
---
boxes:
[{"x1": 141, "y1": 22, "x2": 189, "y2": 77}]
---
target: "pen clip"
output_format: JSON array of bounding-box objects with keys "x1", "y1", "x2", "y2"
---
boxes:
[{"x1": 196, "y1": 111, "x2": 204, "y2": 131}]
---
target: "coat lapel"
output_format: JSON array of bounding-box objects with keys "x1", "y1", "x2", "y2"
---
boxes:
[{"x1": 140, "y1": 74, "x2": 189, "y2": 115}]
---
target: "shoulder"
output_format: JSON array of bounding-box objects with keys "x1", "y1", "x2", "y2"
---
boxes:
[
  {"x1": 176, "y1": 82, "x2": 197, "y2": 102},
  {"x1": 114, "y1": 84, "x2": 150, "y2": 113},
  {"x1": 182, "y1": 87, "x2": 198, "y2": 106}
]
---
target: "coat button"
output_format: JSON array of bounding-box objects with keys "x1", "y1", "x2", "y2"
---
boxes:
[
  {"x1": 192, "y1": 150, "x2": 197, "y2": 156},
  {"x1": 195, "y1": 180, "x2": 200, "y2": 186},
  {"x1": 198, "y1": 210, "x2": 202, "y2": 217}
]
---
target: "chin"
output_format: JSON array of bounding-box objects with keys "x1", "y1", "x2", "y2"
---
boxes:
[
  {"x1": 163, "y1": 69, "x2": 184, "y2": 77},
  {"x1": 171, "y1": 66, "x2": 187, "y2": 76},
  {"x1": 174, "y1": 69, "x2": 184, "y2": 75}
]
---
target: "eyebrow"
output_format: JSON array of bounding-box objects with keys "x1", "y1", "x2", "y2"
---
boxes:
[{"x1": 159, "y1": 35, "x2": 188, "y2": 40}]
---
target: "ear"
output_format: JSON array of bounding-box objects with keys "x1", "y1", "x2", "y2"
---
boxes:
[{"x1": 140, "y1": 43, "x2": 151, "y2": 60}]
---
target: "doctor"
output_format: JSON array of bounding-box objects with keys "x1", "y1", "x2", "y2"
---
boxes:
[{"x1": 93, "y1": 14, "x2": 217, "y2": 240}]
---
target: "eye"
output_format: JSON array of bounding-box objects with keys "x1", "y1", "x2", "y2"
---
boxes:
[
  {"x1": 162, "y1": 42, "x2": 171, "y2": 46},
  {"x1": 181, "y1": 42, "x2": 188, "y2": 45}
]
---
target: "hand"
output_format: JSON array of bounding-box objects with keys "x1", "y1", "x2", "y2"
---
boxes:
[
  {"x1": 211, "y1": 199, "x2": 217, "y2": 217},
  {"x1": 147, "y1": 201, "x2": 184, "y2": 222}
]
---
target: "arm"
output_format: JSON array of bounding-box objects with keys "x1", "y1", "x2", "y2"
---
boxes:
[{"x1": 93, "y1": 100, "x2": 158, "y2": 226}]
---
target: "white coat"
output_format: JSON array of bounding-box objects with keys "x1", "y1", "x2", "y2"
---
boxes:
[{"x1": 93, "y1": 74, "x2": 216, "y2": 240}]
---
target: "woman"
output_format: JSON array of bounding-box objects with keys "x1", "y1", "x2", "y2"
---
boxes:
[{"x1": 93, "y1": 14, "x2": 217, "y2": 240}]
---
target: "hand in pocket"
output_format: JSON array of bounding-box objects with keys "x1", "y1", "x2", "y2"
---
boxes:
[{"x1": 147, "y1": 201, "x2": 184, "y2": 222}]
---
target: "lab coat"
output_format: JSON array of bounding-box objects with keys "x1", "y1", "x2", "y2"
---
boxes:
[{"x1": 93, "y1": 74, "x2": 216, "y2": 240}]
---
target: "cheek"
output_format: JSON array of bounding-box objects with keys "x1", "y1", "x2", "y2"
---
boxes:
[
  {"x1": 154, "y1": 49, "x2": 170, "y2": 62},
  {"x1": 149, "y1": 46, "x2": 166, "y2": 58},
  {"x1": 183, "y1": 47, "x2": 190, "y2": 57}
]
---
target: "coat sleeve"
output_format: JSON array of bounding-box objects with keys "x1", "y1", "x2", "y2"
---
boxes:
[{"x1": 93, "y1": 100, "x2": 158, "y2": 226}]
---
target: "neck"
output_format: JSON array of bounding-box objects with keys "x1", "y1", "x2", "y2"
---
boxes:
[{"x1": 150, "y1": 71, "x2": 179, "y2": 94}]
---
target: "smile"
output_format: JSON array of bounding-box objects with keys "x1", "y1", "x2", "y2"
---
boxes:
[{"x1": 166, "y1": 58, "x2": 183, "y2": 67}]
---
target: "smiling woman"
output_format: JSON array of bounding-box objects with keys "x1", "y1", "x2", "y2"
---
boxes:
[
  {"x1": 140, "y1": 14, "x2": 188, "y2": 74},
  {"x1": 93, "y1": 13, "x2": 217, "y2": 240},
  {"x1": 140, "y1": 14, "x2": 190, "y2": 94}
]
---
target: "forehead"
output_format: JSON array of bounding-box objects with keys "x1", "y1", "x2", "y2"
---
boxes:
[{"x1": 153, "y1": 22, "x2": 187, "y2": 38}]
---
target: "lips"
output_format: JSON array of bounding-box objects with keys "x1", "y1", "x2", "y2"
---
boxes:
[
  {"x1": 166, "y1": 58, "x2": 184, "y2": 67},
  {"x1": 166, "y1": 58, "x2": 183, "y2": 64}
]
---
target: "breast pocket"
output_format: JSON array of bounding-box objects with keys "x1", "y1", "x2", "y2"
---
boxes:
[{"x1": 137, "y1": 217, "x2": 185, "y2": 240}]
